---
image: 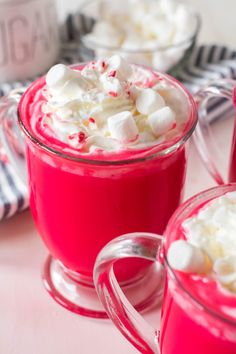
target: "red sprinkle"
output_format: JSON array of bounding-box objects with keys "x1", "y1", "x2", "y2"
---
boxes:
[
  {"x1": 172, "y1": 122, "x2": 177, "y2": 130},
  {"x1": 108, "y1": 70, "x2": 117, "y2": 77},
  {"x1": 78, "y1": 132, "x2": 86, "y2": 143},
  {"x1": 109, "y1": 91, "x2": 118, "y2": 97},
  {"x1": 89, "y1": 117, "x2": 96, "y2": 124},
  {"x1": 68, "y1": 132, "x2": 87, "y2": 144},
  {"x1": 68, "y1": 133, "x2": 77, "y2": 140},
  {"x1": 101, "y1": 61, "x2": 106, "y2": 69},
  {"x1": 90, "y1": 61, "x2": 96, "y2": 70}
]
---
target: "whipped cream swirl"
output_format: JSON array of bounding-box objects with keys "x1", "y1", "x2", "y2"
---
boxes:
[{"x1": 41, "y1": 55, "x2": 188, "y2": 154}]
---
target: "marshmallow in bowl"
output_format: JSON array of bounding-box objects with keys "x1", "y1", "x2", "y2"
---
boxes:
[
  {"x1": 89, "y1": 21, "x2": 123, "y2": 48},
  {"x1": 82, "y1": 0, "x2": 198, "y2": 72},
  {"x1": 41, "y1": 56, "x2": 189, "y2": 153}
]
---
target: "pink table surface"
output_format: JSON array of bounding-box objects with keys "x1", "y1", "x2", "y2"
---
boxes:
[{"x1": 0, "y1": 116, "x2": 233, "y2": 354}]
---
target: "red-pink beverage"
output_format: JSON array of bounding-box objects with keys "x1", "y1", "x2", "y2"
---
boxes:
[
  {"x1": 18, "y1": 58, "x2": 197, "y2": 316},
  {"x1": 26, "y1": 134, "x2": 186, "y2": 277},
  {"x1": 161, "y1": 185, "x2": 236, "y2": 354}
]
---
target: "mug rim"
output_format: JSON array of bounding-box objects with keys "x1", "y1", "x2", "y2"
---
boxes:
[
  {"x1": 18, "y1": 63, "x2": 198, "y2": 166},
  {"x1": 164, "y1": 183, "x2": 236, "y2": 327}
]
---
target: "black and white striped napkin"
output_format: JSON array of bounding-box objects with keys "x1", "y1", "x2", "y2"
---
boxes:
[{"x1": 0, "y1": 14, "x2": 236, "y2": 221}]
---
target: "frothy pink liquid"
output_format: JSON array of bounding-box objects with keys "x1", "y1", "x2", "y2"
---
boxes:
[
  {"x1": 19, "y1": 66, "x2": 193, "y2": 282},
  {"x1": 26, "y1": 143, "x2": 186, "y2": 280},
  {"x1": 161, "y1": 192, "x2": 236, "y2": 354},
  {"x1": 160, "y1": 287, "x2": 236, "y2": 354}
]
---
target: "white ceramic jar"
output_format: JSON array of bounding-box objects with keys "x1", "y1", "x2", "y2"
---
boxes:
[{"x1": 0, "y1": 0, "x2": 59, "y2": 83}]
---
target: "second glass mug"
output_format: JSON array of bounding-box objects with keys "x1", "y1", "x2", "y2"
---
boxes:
[
  {"x1": 94, "y1": 184, "x2": 236, "y2": 354},
  {"x1": 0, "y1": 65, "x2": 234, "y2": 318}
]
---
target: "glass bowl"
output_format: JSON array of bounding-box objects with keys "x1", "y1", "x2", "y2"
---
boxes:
[{"x1": 78, "y1": 0, "x2": 201, "y2": 75}]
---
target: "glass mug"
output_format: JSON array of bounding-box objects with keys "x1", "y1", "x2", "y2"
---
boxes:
[
  {"x1": 1, "y1": 64, "x2": 229, "y2": 319},
  {"x1": 94, "y1": 184, "x2": 236, "y2": 354}
]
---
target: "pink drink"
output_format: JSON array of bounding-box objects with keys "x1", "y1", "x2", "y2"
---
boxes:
[
  {"x1": 160, "y1": 288, "x2": 236, "y2": 354},
  {"x1": 26, "y1": 135, "x2": 186, "y2": 278},
  {"x1": 18, "y1": 58, "x2": 197, "y2": 316},
  {"x1": 161, "y1": 185, "x2": 236, "y2": 354}
]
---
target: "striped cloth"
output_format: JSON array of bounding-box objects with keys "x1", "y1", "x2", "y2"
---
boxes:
[{"x1": 0, "y1": 15, "x2": 236, "y2": 220}]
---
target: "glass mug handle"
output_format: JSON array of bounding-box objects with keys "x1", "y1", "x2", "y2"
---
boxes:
[
  {"x1": 0, "y1": 88, "x2": 27, "y2": 185},
  {"x1": 93, "y1": 232, "x2": 165, "y2": 354},
  {"x1": 194, "y1": 79, "x2": 236, "y2": 185}
]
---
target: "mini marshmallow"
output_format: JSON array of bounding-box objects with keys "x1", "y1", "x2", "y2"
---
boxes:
[
  {"x1": 86, "y1": 135, "x2": 120, "y2": 152},
  {"x1": 129, "y1": 85, "x2": 142, "y2": 100},
  {"x1": 121, "y1": 33, "x2": 143, "y2": 51},
  {"x1": 138, "y1": 131, "x2": 156, "y2": 144},
  {"x1": 56, "y1": 77, "x2": 90, "y2": 101},
  {"x1": 175, "y1": 5, "x2": 196, "y2": 34},
  {"x1": 81, "y1": 67, "x2": 99, "y2": 82},
  {"x1": 107, "y1": 55, "x2": 132, "y2": 81},
  {"x1": 87, "y1": 21, "x2": 123, "y2": 47},
  {"x1": 108, "y1": 111, "x2": 138, "y2": 142},
  {"x1": 100, "y1": 75, "x2": 123, "y2": 96},
  {"x1": 46, "y1": 64, "x2": 72, "y2": 89},
  {"x1": 167, "y1": 240, "x2": 210, "y2": 274},
  {"x1": 148, "y1": 106, "x2": 176, "y2": 136},
  {"x1": 159, "y1": 0, "x2": 177, "y2": 15},
  {"x1": 146, "y1": 20, "x2": 174, "y2": 46},
  {"x1": 214, "y1": 256, "x2": 236, "y2": 285},
  {"x1": 136, "y1": 88, "x2": 165, "y2": 115}
]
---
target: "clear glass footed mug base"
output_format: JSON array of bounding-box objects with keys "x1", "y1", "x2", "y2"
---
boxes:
[{"x1": 43, "y1": 255, "x2": 164, "y2": 318}]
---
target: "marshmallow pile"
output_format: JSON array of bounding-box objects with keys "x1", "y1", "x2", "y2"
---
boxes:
[
  {"x1": 167, "y1": 191, "x2": 236, "y2": 293},
  {"x1": 82, "y1": 0, "x2": 198, "y2": 72},
  {"x1": 40, "y1": 56, "x2": 187, "y2": 154}
]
